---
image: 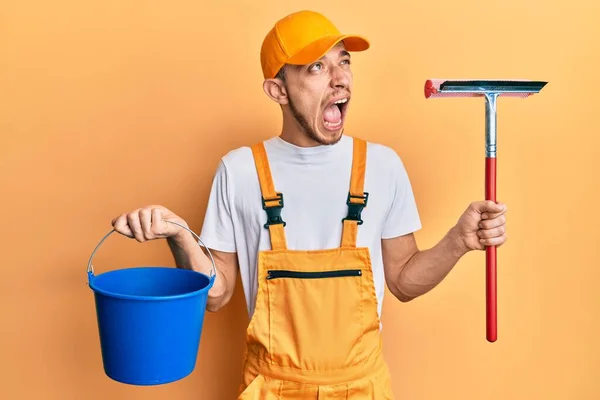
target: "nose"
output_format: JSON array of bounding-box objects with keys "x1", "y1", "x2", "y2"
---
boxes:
[{"x1": 330, "y1": 65, "x2": 349, "y2": 89}]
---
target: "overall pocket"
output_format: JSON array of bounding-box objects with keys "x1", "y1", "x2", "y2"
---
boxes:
[
  {"x1": 267, "y1": 269, "x2": 362, "y2": 280},
  {"x1": 266, "y1": 267, "x2": 366, "y2": 371},
  {"x1": 237, "y1": 374, "x2": 284, "y2": 400}
]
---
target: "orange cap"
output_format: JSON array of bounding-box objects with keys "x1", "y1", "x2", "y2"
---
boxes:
[{"x1": 260, "y1": 10, "x2": 370, "y2": 79}]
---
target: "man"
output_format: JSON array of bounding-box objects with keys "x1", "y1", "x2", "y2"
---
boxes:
[{"x1": 111, "y1": 10, "x2": 507, "y2": 399}]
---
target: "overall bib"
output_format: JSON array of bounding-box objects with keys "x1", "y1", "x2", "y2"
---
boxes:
[{"x1": 237, "y1": 137, "x2": 394, "y2": 399}]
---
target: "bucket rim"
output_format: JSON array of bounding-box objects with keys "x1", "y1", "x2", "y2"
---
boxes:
[{"x1": 87, "y1": 266, "x2": 216, "y2": 301}]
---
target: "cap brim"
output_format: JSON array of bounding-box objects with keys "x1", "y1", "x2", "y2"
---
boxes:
[{"x1": 286, "y1": 34, "x2": 370, "y2": 66}]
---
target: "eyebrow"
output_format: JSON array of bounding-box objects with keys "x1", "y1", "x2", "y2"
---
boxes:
[
  {"x1": 300, "y1": 50, "x2": 352, "y2": 71},
  {"x1": 313, "y1": 50, "x2": 351, "y2": 63}
]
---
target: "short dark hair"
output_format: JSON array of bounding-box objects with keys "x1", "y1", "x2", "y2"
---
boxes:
[{"x1": 275, "y1": 65, "x2": 287, "y2": 81}]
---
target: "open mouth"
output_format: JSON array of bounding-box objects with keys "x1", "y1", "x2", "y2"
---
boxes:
[{"x1": 322, "y1": 97, "x2": 349, "y2": 131}]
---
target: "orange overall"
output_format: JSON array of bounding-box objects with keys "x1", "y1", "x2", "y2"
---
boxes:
[{"x1": 237, "y1": 137, "x2": 394, "y2": 399}]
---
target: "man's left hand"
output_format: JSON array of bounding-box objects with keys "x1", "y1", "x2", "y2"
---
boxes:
[{"x1": 452, "y1": 200, "x2": 508, "y2": 253}]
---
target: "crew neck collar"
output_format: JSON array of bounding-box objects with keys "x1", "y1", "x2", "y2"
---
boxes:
[{"x1": 265, "y1": 134, "x2": 351, "y2": 164}]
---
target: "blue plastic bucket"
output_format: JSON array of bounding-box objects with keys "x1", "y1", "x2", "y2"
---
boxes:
[{"x1": 87, "y1": 221, "x2": 216, "y2": 385}]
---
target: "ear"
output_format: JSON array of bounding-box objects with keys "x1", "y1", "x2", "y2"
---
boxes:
[{"x1": 263, "y1": 78, "x2": 289, "y2": 105}]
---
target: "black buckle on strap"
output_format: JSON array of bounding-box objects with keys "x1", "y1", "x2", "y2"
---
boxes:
[
  {"x1": 262, "y1": 192, "x2": 286, "y2": 229},
  {"x1": 342, "y1": 192, "x2": 369, "y2": 225}
]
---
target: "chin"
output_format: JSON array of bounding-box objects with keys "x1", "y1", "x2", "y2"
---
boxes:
[{"x1": 313, "y1": 128, "x2": 344, "y2": 145}]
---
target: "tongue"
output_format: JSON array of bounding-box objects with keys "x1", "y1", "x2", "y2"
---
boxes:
[{"x1": 323, "y1": 104, "x2": 341, "y2": 123}]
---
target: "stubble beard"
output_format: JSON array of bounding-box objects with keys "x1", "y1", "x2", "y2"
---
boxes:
[{"x1": 287, "y1": 94, "x2": 343, "y2": 146}]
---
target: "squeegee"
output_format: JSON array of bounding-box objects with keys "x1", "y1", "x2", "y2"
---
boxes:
[{"x1": 424, "y1": 79, "x2": 547, "y2": 342}]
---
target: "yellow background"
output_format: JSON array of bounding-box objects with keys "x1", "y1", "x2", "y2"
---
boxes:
[{"x1": 1, "y1": 0, "x2": 598, "y2": 399}]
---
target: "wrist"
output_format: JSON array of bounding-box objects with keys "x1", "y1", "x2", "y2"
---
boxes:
[
  {"x1": 169, "y1": 226, "x2": 195, "y2": 248},
  {"x1": 447, "y1": 225, "x2": 469, "y2": 258}
]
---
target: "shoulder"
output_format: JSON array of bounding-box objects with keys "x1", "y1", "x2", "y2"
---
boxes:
[
  {"x1": 211, "y1": 142, "x2": 262, "y2": 192},
  {"x1": 366, "y1": 140, "x2": 401, "y2": 160},
  {"x1": 360, "y1": 138, "x2": 407, "y2": 173},
  {"x1": 210, "y1": 143, "x2": 256, "y2": 183},
  {"x1": 219, "y1": 136, "x2": 282, "y2": 169},
  {"x1": 358, "y1": 137, "x2": 414, "y2": 195},
  {"x1": 220, "y1": 145, "x2": 253, "y2": 169}
]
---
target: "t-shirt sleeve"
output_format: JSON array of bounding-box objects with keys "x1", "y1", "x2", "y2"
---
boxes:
[
  {"x1": 381, "y1": 151, "x2": 422, "y2": 239},
  {"x1": 199, "y1": 159, "x2": 237, "y2": 252}
]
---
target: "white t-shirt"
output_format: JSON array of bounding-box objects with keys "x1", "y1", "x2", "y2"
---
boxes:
[{"x1": 199, "y1": 134, "x2": 422, "y2": 322}]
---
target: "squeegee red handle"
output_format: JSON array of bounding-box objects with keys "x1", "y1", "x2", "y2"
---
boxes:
[{"x1": 485, "y1": 157, "x2": 497, "y2": 342}]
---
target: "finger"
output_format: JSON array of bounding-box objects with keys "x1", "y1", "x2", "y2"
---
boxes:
[
  {"x1": 139, "y1": 208, "x2": 153, "y2": 239},
  {"x1": 481, "y1": 212, "x2": 506, "y2": 221},
  {"x1": 151, "y1": 208, "x2": 168, "y2": 236},
  {"x1": 112, "y1": 215, "x2": 134, "y2": 238},
  {"x1": 479, "y1": 214, "x2": 506, "y2": 229},
  {"x1": 480, "y1": 234, "x2": 507, "y2": 247},
  {"x1": 477, "y1": 225, "x2": 506, "y2": 239},
  {"x1": 481, "y1": 210, "x2": 507, "y2": 220},
  {"x1": 127, "y1": 211, "x2": 145, "y2": 242}
]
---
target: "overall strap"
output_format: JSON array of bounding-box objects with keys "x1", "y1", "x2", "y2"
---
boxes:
[
  {"x1": 250, "y1": 142, "x2": 287, "y2": 250},
  {"x1": 341, "y1": 137, "x2": 368, "y2": 248}
]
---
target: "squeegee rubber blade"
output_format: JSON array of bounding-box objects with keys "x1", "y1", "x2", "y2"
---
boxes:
[{"x1": 439, "y1": 80, "x2": 548, "y2": 93}]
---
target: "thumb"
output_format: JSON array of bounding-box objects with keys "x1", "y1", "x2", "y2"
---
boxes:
[
  {"x1": 473, "y1": 200, "x2": 506, "y2": 216},
  {"x1": 151, "y1": 208, "x2": 188, "y2": 237}
]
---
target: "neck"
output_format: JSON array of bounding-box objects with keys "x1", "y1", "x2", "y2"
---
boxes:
[{"x1": 278, "y1": 114, "x2": 316, "y2": 147}]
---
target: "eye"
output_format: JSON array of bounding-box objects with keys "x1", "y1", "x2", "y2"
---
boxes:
[
  {"x1": 341, "y1": 58, "x2": 351, "y2": 65},
  {"x1": 309, "y1": 62, "x2": 322, "y2": 72}
]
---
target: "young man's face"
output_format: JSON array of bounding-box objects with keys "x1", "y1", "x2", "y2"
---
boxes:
[{"x1": 266, "y1": 42, "x2": 353, "y2": 145}]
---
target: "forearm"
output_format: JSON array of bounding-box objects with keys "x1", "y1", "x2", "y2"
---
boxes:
[
  {"x1": 166, "y1": 230, "x2": 228, "y2": 309},
  {"x1": 392, "y1": 227, "x2": 468, "y2": 301}
]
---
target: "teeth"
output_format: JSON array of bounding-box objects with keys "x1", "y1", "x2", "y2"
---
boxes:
[
  {"x1": 324, "y1": 120, "x2": 342, "y2": 128},
  {"x1": 334, "y1": 98, "x2": 348, "y2": 104}
]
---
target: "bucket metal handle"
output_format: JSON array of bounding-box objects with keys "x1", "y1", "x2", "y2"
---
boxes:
[{"x1": 86, "y1": 220, "x2": 217, "y2": 281}]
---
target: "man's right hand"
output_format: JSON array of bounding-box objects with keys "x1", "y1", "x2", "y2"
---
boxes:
[{"x1": 111, "y1": 205, "x2": 189, "y2": 243}]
